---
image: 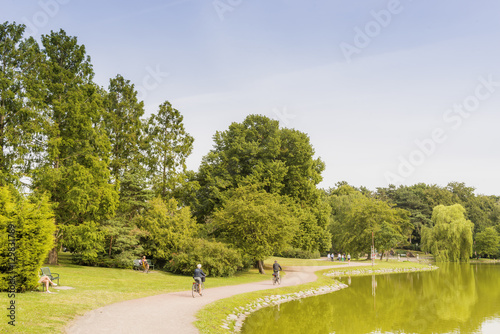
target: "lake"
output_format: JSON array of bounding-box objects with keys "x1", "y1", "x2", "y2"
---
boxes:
[{"x1": 242, "y1": 263, "x2": 500, "y2": 334}]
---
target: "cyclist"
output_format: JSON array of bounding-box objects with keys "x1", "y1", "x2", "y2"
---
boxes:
[
  {"x1": 272, "y1": 260, "x2": 282, "y2": 282},
  {"x1": 193, "y1": 264, "x2": 206, "y2": 295}
]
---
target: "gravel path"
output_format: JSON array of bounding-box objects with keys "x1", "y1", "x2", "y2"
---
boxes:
[{"x1": 65, "y1": 263, "x2": 367, "y2": 334}]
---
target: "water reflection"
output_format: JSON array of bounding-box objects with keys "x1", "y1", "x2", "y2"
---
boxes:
[{"x1": 242, "y1": 264, "x2": 500, "y2": 334}]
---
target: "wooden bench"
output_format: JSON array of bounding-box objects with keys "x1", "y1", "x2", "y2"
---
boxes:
[
  {"x1": 40, "y1": 267, "x2": 60, "y2": 291},
  {"x1": 133, "y1": 259, "x2": 154, "y2": 271}
]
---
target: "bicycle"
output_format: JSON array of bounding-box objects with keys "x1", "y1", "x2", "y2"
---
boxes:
[
  {"x1": 272, "y1": 271, "x2": 281, "y2": 285},
  {"x1": 192, "y1": 279, "x2": 205, "y2": 297}
]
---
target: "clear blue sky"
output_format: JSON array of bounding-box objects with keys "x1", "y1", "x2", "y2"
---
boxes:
[{"x1": 3, "y1": 0, "x2": 500, "y2": 195}]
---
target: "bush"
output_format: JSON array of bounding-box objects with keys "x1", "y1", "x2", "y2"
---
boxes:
[
  {"x1": 166, "y1": 239, "x2": 250, "y2": 277},
  {"x1": 0, "y1": 187, "x2": 55, "y2": 292},
  {"x1": 277, "y1": 248, "x2": 321, "y2": 259}
]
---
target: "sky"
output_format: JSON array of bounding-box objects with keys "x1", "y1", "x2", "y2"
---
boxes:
[{"x1": 2, "y1": 0, "x2": 500, "y2": 195}]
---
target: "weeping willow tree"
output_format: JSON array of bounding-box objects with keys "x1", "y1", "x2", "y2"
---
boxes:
[{"x1": 421, "y1": 204, "x2": 474, "y2": 262}]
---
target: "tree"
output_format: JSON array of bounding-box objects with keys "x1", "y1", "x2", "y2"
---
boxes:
[
  {"x1": 474, "y1": 227, "x2": 500, "y2": 258},
  {"x1": 196, "y1": 114, "x2": 330, "y2": 253},
  {"x1": 213, "y1": 186, "x2": 299, "y2": 273},
  {"x1": 329, "y1": 188, "x2": 411, "y2": 259},
  {"x1": 421, "y1": 204, "x2": 474, "y2": 262},
  {"x1": 0, "y1": 22, "x2": 44, "y2": 187},
  {"x1": 144, "y1": 101, "x2": 193, "y2": 198},
  {"x1": 32, "y1": 30, "x2": 118, "y2": 264},
  {"x1": 103, "y1": 74, "x2": 145, "y2": 181},
  {"x1": 0, "y1": 186, "x2": 55, "y2": 292},
  {"x1": 136, "y1": 197, "x2": 197, "y2": 265}
]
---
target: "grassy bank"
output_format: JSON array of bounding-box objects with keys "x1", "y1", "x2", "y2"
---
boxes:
[
  {"x1": 195, "y1": 260, "x2": 434, "y2": 334},
  {"x1": 0, "y1": 253, "x2": 269, "y2": 334}
]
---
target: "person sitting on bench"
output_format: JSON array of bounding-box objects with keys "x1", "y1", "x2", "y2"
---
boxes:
[
  {"x1": 39, "y1": 275, "x2": 57, "y2": 293},
  {"x1": 140, "y1": 255, "x2": 150, "y2": 273}
]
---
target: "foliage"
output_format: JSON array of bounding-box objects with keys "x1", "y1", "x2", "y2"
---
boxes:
[
  {"x1": 329, "y1": 188, "x2": 411, "y2": 259},
  {"x1": 276, "y1": 247, "x2": 321, "y2": 259},
  {"x1": 195, "y1": 114, "x2": 330, "y2": 253},
  {"x1": 474, "y1": 227, "x2": 500, "y2": 258},
  {"x1": 0, "y1": 186, "x2": 55, "y2": 292},
  {"x1": 136, "y1": 197, "x2": 197, "y2": 265},
  {"x1": 0, "y1": 22, "x2": 45, "y2": 187},
  {"x1": 31, "y1": 29, "x2": 119, "y2": 264},
  {"x1": 213, "y1": 186, "x2": 299, "y2": 270},
  {"x1": 144, "y1": 101, "x2": 194, "y2": 198},
  {"x1": 103, "y1": 74, "x2": 145, "y2": 181},
  {"x1": 166, "y1": 239, "x2": 248, "y2": 277},
  {"x1": 421, "y1": 204, "x2": 474, "y2": 262}
]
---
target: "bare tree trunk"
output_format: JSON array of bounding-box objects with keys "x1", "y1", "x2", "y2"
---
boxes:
[
  {"x1": 257, "y1": 260, "x2": 265, "y2": 274},
  {"x1": 48, "y1": 247, "x2": 58, "y2": 265}
]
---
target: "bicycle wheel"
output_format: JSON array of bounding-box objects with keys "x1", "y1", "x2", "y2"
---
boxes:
[
  {"x1": 192, "y1": 283, "x2": 196, "y2": 298},
  {"x1": 277, "y1": 276, "x2": 281, "y2": 285}
]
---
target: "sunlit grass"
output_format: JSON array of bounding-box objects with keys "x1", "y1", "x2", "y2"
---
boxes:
[{"x1": 0, "y1": 253, "x2": 269, "y2": 334}]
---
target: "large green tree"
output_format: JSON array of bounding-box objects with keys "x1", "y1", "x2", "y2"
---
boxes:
[
  {"x1": 103, "y1": 74, "x2": 145, "y2": 181},
  {"x1": 213, "y1": 186, "x2": 299, "y2": 273},
  {"x1": 0, "y1": 22, "x2": 44, "y2": 187},
  {"x1": 329, "y1": 185, "x2": 411, "y2": 259},
  {"x1": 144, "y1": 101, "x2": 193, "y2": 198},
  {"x1": 421, "y1": 204, "x2": 474, "y2": 262},
  {"x1": 32, "y1": 30, "x2": 118, "y2": 264},
  {"x1": 474, "y1": 227, "x2": 500, "y2": 258},
  {"x1": 195, "y1": 114, "x2": 330, "y2": 253}
]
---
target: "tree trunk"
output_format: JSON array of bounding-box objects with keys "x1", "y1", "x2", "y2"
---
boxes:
[
  {"x1": 380, "y1": 252, "x2": 384, "y2": 261},
  {"x1": 109, "y1": 235, "x2": 113, "y2": 257},
  {"x1": 257, "y1": 260, "x2": 265, "y2": 274},
  {"x1": 48, "y1": 247, "x2": 58, "y2": 265}
]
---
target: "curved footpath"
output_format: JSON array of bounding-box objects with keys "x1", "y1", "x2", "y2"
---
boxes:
[{"x1": 65, "y1": 262, "x2": 369, "y2": 334}]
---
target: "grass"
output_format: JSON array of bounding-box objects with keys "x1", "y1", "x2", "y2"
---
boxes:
[
  {"x1": 1, "y1": 255, "x2": 433, "y2": 333},
  {"x1": 195, "y1": 259, "x2": 434, "y2": 334},
  {"x1": 0, "y1": 253, "x2": 269, "y2": 334}
]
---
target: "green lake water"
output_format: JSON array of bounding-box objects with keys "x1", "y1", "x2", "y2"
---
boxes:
[{"x1": 241, "y1": 263, "x2": 500, "y2": 334}]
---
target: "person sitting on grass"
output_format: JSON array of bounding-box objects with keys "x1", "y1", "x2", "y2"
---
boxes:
[{"x1": 39, "y1": 275, "x2": 57, "y2": 293}]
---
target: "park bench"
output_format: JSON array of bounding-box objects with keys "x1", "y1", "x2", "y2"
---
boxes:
[
  {"x1": 133, "y1": 259, "x2": 154, "y2": 271},
  {"x1": 40, "y1": 267, "x2": 60, "y2": 291}
]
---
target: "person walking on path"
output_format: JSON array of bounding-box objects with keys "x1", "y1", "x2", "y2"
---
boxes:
[{"x1": 347, "y1": 253, "x2": 351, "y2": 265}]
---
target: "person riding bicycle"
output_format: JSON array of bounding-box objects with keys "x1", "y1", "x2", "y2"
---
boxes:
[
  {"x1": 272, "y1": 260, "x2": 282, "y2": 279},
  {"x1": 193, "y1": 264, "x2": 206, "y2": 294}
]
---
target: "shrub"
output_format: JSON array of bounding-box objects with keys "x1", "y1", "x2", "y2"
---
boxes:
[
  {"x1": 0, "y1": 187, "x2": 55, "y2": 292},
  {"x1": 277, "y1": 247, "x2": 321, "y2": 259},
  {"x1": 166, "y1": 239, "x2": 249, "y2": 277}
]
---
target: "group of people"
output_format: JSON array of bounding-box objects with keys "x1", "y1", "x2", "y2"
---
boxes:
[{"x1": 327, "y1": 253, "x2": 351, "y2": 263}]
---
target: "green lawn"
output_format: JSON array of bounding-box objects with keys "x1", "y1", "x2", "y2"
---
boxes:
[
  {"x1": 0, "y1": 253, "x2": 269, "y2": 334},
  {"x1": 1, "y1": 255, "x2": 432, "y2": 333}
]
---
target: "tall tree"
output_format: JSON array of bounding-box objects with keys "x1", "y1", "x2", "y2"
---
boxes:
[
  {"x1": 213, "y1": 186, "x2": 299, "y2": 273},
  {"x1": 474, "y1": 227, "x2": 500, "y2": 258},
  {"x1": 32, "y1": 30, "x2": 118, "y2": 264},
  {"x1": 145, "y1": 101, "x2": 193, "y2": 198},
  {"x1": 0, "y1": 22, "x2": 44, "y2": 187},
  {"x1": 329, "y1": 187, "x2": 411, "y2": 258},
  {"x1": 421, "y1": 204, "x2": 474, "y2": 262},
  {"x1": 103, "y1": 74, "x2": 145, "y2": 181},
  {"x1": 196, "y1": 114, "x2": 330, "y2": 253}
]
